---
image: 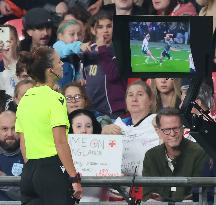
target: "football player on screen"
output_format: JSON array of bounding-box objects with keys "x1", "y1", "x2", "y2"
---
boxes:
[
  {"x1": 141, "y1": 33, "x2": 158, "y2": 64},
  {"x1": 159, "y1": 33, "x2": 180, "y2": 66}
]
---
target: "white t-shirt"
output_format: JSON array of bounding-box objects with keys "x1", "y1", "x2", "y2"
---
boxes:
[
  {"x1": 0, "y1": 69, "x2": 18, "y2": 97},
  {"x1": 142, "y1": 38, "x2": 149, "y2": 52},
  {"x1": 114, "y1": 114, "x2": 160, "y2": 176}
]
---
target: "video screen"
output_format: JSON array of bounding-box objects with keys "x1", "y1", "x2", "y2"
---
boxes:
[
  {"x1": 129, "y1": 21, "x2": 194, "y2": 74},
  {"x1": 113, "y1": 15, "x2": 212, "y2": 78}
]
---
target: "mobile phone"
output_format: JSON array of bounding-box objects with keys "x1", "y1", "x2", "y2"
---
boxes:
[{"x1": 0, "y1": 26, "x2": 10, "y2": 51}]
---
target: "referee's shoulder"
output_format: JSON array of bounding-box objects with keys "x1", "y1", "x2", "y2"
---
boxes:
[{"x1": 50, "y1": 89, "x2": 66, "y2": 103}]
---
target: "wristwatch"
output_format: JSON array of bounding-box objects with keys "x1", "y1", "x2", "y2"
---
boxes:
[{"x1": 69, "y1": 173, "x2": 81, "y2": 183}]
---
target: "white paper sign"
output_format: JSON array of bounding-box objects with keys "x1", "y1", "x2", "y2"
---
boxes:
[
  {"x1": 68, "y1": 134, "x2": 123, "y2": 176},
  {"x1": 121, "y1": 128, "x2": 160, "y2": 176},
  {"x1": 115, "y1": 115, "x2": 160, "y2": 176}
]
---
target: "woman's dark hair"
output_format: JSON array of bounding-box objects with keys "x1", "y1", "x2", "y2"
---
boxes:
[
  {"x1": 64, "y1": 6, "x2": 90, "y2": 25},
  {"x1": 16, "y1": 51, "x2": 32, "y2": 77},
  {"x1": 89, "y1": 9, "x2": 112, "y2": 27},
  {"x1": 148, "y1": 0, "x2": 178, "y2": 15},
  {"x1": 26, "y1": 46, "x2": 55, "y2": 83},
  {"x1": 68, "y1": 109, "x2": 102, "y2": 134},
  {"x1": 84, "y1": 9, "x2": 113, "y2": 42}
]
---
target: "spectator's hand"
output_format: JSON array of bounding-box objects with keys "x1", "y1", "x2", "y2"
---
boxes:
[
  {"x1": 76, "y1": 79, "x2": 86, "y2": 86},
  {"x1": 97, "y1": 33, "x2": 111, "y2": 48},
  {"x1": 80, "y1": 42, "x2": 91, "y2": 52},
  {"x1": 0, "y1": 170, "x2": 6, "y2": 176},
  {"x1": 0, "y1": 1, "x2": 12, "y2": 16},
  {"x1": 0, "y1": 41, "x2": 3, "y2": 52},
  {"x1": 102, "y1": 124, "x2": 122, "y2": 135},
  {"x1": 72, "y1": 182, "x2": 83, "y2": 199},
  {"x1": 0, "y1": 40, "x2": 10, "y2": 52},
  {"x1": 3, "y1": 40, "x2": 11, "y2": 51},
  {"x1": 87, "y1": 0, "x2": 103, "y2": 15},
  {"x1": 148, "y1": 193, "x2": 163, "y2": 201}
]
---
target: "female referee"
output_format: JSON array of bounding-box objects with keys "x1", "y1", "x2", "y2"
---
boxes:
[{"x1": 15, "y1": 46, "x2": 83, "y2": 205}]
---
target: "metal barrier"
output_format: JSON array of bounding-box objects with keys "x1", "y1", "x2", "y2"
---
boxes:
[{"x1": 0, "y1": 176, "x2": 216, "y2": 205}]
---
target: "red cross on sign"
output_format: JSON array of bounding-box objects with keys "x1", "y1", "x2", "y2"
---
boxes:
[{"x1": 108, "y1": 140, "x2": 116, "y2": 148}]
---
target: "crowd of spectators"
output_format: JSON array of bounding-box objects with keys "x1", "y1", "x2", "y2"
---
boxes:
[{"x1": 0, "y1": 0, "x2": 216, "y2": 203}]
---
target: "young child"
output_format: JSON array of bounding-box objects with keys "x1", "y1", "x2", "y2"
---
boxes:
[
  {"x1": 82, "y1": 10, "x2": 127, "y2": 120},
  {"x1": 53, "y1": 19, "x2": 90, "y2": 88}
]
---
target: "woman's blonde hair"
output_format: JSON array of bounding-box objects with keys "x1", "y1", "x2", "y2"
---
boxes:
[{"x1": 150, "y1": 78, "x2": 181, "y2": 112}]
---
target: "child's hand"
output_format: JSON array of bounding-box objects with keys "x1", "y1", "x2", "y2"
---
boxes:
[
  {"x1": 76, "y1": 79, "x2": 86, "y2": 86},
  {"x1": 0, "y1": 40, "x2": 11, "y2": 52},
  {"x1": 97, "y1": 34, "x2": 111, "y2": 47},
  {"x1": 80, "y1": 42, "x2": 91, "y2": 52}
]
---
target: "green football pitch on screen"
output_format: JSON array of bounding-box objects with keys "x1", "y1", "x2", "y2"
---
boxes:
[{"x1": 131, "y1": 41, "x2": 190, "y2": 73}]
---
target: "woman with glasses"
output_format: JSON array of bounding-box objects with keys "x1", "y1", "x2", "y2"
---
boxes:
[
  {"x1": 151, "y1": 78, "x2": 181, "y2": 112},
  {"x1": 62, "y1": 82, "x2": 112, "y2": 127},
  {"x1": 63, "y1": 82, "x2": 89, "y2": 114}
]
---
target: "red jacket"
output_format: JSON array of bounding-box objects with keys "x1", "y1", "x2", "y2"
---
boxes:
[{"x1": 170, "y1": 2, "x2": 197, "y2": 16}]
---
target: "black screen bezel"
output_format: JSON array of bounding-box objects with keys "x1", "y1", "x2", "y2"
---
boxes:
[{"x1": 113, "y1": 15, "x2": 213, "y2": 79}]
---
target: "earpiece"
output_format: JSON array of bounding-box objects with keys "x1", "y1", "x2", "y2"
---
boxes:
[{"x1": 50, "y1": 68, "x2": 60, "y2": 79}]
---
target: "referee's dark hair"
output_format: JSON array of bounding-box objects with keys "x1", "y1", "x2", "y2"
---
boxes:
[{"x1": 26, "y1": 46, "x2": 54, "y2": 83}]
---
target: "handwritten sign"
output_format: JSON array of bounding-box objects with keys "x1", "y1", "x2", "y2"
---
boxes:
[
  {"x1": 115, "y1": 115, "x2": 160, "y2": 176},
  {"x1": 121, "y1": 129, "x2": 160, "y2": 176},
  {"x1": 68, "y1": 134, "x2": 123, "y2": 176}
]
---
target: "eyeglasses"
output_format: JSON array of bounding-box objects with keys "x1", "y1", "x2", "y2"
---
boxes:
[
  {"x1": 165, "y1": 78, "x2": 175, "y2": 80},
  {"x1": 160, "y1": 126, "x2": 182, "y2": 135},
  {"x1": 65, "y1": 94, "x2": 83, "y2": 103}
]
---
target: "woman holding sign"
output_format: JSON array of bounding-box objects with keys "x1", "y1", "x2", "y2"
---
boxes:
[
  {"x1": 15, "y1": 46, "x2": 82, "y2": 205},
  {"x1": 68, "y1": 109, "x2": 106, "y2": 202},
  {"x1": 102, "y1": 80, "x2": 160, "y2": 201},
  {"x1": 102, "y1": 80, "x2": 160, "y2": 175}
]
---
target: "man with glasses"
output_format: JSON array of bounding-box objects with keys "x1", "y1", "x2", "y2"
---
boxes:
[{"x1": 142, "y1": 107, "x2": 207, "y2": 202}]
